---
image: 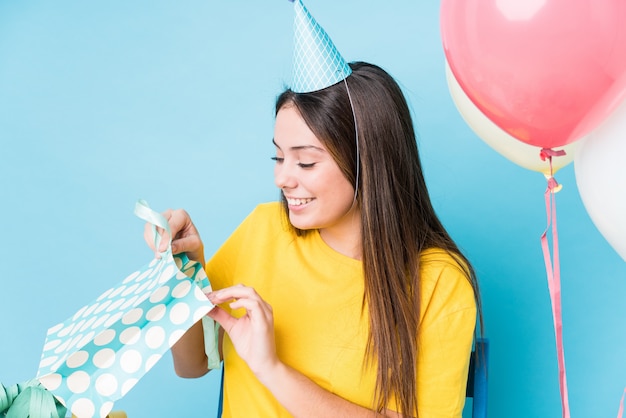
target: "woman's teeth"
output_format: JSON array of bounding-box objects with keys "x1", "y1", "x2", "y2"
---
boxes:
[{"x1": 287, "y1": 198, "x2": 312, "y2": 206}]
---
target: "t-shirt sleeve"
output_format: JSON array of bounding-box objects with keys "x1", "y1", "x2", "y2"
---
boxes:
[{"x1": 415, "y1": 252, "x2": 477, "y2": 417}]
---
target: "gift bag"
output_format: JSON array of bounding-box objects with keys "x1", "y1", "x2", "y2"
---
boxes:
[{"x1": 35, "y1": 200, "x2": 220, "y2": 418}]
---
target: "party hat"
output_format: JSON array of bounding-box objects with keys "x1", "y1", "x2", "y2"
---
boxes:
[{"x1": 291, "y1": 0, "x2": 352, "y2": 93}]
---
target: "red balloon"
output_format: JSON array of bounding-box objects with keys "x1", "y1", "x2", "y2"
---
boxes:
[{"x1": 440, "y1": 0, "x2": 626, "y2": 148}]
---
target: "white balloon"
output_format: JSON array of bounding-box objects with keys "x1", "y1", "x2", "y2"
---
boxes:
[
  {"x1": 575, "y1": 101, "x2": 626, "y2": 262},
  {"x1": 445, "y1": 61, "x2": 580, "y2": 175}
]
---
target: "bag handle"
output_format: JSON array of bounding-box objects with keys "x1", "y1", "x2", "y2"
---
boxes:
[
  {"x1": 133, "y1": 199, "x2": 171, "y2": 255},
  {"x1": 135, "y1": 199, "x2": 222, "y2": 371}
]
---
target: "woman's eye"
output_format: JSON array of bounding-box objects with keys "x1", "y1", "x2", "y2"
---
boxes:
[{"x1": 271, "y1": 157, "x2": 315, "y2": 168}]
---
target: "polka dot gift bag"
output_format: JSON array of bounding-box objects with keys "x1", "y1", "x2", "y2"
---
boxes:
[{"x1": 34, "y1": 200, "x2": 220, "y2": 418}]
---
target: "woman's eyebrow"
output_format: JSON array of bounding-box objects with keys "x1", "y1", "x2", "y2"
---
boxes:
[{"x1": 272, "y1": 139, "x2": 325, "y2": 152}]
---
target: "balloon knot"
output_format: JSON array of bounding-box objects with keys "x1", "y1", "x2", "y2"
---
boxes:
[
  {"x1": 547, "y1": 177, "x2": 559, "y2": 189},
  {"x1": 540, "y1": 147, "x2": 567, "y2": 161},
  {"x1": 545, "y1": 176, "x2": 563, "y2": 193}
]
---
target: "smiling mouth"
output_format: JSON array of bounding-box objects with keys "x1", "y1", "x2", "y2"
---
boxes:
[{"x1": 286, "y1": 197, "x2": 313, "y2": 206}]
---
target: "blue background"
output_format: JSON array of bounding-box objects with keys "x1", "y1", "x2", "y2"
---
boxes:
[{"x1": 1, "y1": 1, "x2": 625, "y2": 417}]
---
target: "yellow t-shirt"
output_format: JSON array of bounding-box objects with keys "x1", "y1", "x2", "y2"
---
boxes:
[{"x1": 206, "y1": 202, "x2": 476, "y2": 417}]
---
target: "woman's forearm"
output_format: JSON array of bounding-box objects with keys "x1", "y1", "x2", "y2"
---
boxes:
[
  {"x1": 259, "y1": 361, "x2": 406, "y2": 418},
  {"x1": 170, "y1": 320, "x2": 210, "y2": 378}
]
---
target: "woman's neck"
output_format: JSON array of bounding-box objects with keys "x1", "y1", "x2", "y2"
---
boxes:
[{"x1": 318, "y1": 208, "x2": 362, "y2": 260}]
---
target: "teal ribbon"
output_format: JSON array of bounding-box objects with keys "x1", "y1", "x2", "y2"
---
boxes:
[
  {"x1": 1, "y1": 380, "x2": 67, "y2": 418},
  {"x1": 134, "y1": 199, "x2": 172, "y2": 256}
]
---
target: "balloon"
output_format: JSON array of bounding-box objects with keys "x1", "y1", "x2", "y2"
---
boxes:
[
  {"x1": 445, "y1": 61, "x2": 580, "y2": 176},
  {"x1": 575, "y1": 99, "x2": 626, "y2": 262},
  {"x1": 440, "y1": 0, "x2": 626, "y2": 149}
]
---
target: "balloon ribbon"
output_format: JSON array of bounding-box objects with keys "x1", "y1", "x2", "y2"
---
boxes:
[
  {"x1": 539, "y1": 148, "x2": 570, "y2": 418},
  {"x1": 542, "y1": 149, "x2": 625, "y2": 418}
]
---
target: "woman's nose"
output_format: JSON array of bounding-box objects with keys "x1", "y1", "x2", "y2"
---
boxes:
[{"x1": 274, "y1": 164, "x2": 297, "y2": 189}]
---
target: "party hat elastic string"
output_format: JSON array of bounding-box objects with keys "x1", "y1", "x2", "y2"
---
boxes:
[{"x1": 342, "y1": 77, "x2": 360, "y2": 203}]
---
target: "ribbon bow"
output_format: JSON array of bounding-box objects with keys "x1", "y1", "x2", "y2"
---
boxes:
[{"x1": 1, "y1": 380, "x2": 66, "y2": 418}]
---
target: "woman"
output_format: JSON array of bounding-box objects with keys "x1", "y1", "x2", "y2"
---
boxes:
[{"x1": 148, "y1": 61, "x2": 481, "y2": 417}]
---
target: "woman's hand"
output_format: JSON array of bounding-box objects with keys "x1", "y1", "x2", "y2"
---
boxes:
[
  {"x1": 206, "y1": 286, "x2": 410, "y2": 417},
  {"x1": 207, "y1": 285, "x2": 279, "y2": 383},
  {"x1": 143, "y1": 208, "x2": 205, "y2": 265}
]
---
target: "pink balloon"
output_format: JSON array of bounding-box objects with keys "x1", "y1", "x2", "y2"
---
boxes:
[{"x1": 440, "y1": 0, "x2": 626, "y2": 148}]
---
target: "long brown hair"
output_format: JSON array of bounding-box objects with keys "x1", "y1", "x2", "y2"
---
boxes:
[{"x1": 275, "y1": 62, "x2": 481, "y2": 416}]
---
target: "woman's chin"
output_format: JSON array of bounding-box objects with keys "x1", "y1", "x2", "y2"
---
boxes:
[{"x1": 288, "y1": 214, "x2": 317, "y2": 231}]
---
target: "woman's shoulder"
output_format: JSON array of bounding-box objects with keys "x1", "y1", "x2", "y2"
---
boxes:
[
  {"x1": 418, "y1": 248, "x2": 475, "y2": 313},
  {"x1": 420, "y1": 248, "x2": 467, "y2": 272}
]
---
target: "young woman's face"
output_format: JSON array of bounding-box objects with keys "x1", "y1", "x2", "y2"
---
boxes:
[{"x1": 273, "y1": 104, "x2": 358, "y2": 234}]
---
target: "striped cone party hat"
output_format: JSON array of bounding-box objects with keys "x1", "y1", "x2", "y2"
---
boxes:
[{"x1": 290, "y1": 0, "x2": 352, "y2": 93}]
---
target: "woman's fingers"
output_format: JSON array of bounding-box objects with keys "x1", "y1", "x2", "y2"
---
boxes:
[
  {"x1": 207, "y1": 285, "x2": 275, "y2": 329},
  {"x1": 170, "y1": 234, "x2": 202, "y2": 256},
  {"x1": 143, "y1": 209, "x2": 176, "y2": 253},
  {"x1": 207, "y1": 306, "x2": 238, "y2": 333},
  {"x1": 208, "y1": 286, "x2": 274, "y2": 339},
  {"x1": 167, "y1": 209, "x2": 205, "y2": 263},
  {"x1": 207, "y1": 285, "x2": 277, "y2": 377},
  {"x1": 143, "y1": 222, "x2": 157, "y2": 252},
  {"x1": 163, "y1": 208, "x2": 186, "y2": 231},
  {"x1": 142, "y1": 208, "x2": 205, "y2": 263},
  {"x1": 209, "y1": 284, "x2": 263, "y2": 304},
  {"x1": 156, "y1": 227, "x2": 172, "y2": 253}
]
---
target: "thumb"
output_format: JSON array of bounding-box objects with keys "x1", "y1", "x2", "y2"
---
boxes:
[
  {"x1": 171, "y1": 235, "x2": 203, "y2": 257},
  {"x1": 207, "y1": 306, "x2": 237, "y2": 334}
]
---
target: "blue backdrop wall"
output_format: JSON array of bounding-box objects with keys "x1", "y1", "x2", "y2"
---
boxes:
[{"x1": 1, "y1": 1, "x2": 625, "y2": 417}]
